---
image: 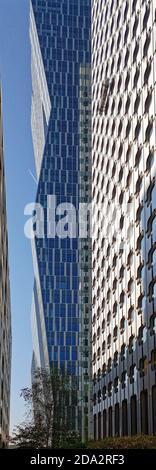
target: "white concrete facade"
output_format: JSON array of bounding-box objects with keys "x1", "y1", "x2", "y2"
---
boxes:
[{"x1": 92, "y1": 0, "x2": 156, "y2": 438}]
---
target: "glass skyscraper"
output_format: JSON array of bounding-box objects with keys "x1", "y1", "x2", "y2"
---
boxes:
[{"x1": 30, "y1": 0, "x2": 92, "y2": 439}]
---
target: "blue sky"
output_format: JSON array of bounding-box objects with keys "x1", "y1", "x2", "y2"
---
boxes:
[{"x1": 0, "y1": 0, "x2": 36, "y2": 431}]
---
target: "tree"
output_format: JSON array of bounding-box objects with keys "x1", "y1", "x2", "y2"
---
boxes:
[{"x1": 11, "y1": 368, "x2": 80, "y2": 448}]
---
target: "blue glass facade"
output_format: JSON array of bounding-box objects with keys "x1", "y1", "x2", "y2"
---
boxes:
[{"x1": 30, "y1": 0, "x2": 92, "y2": 438}]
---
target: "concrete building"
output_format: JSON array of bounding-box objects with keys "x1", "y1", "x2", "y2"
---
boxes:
[
  {"x1": 92, "y1": 0, "x2": 156, "y2": 437},
  {"x1": 0, "y1": 90, "x2": 11, "y2": 447}
]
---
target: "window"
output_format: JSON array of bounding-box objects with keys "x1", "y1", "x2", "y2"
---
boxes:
[
  {"x1": 98, "y1": 390, "x2": 101, "y2": 404},
  {"x1": 125, "y1": 95, "x2": 130, "y2": 114},
  {"x1": 125, "y1": 70, "x2": 130, "y2": 90},
  {"x1": 121, "y1": 371, "x2": 126, "y2": 388},
  {"x1": 113, "y1": 325, "x2": 118, "y2": 341},
  {"x1": 131, "y1": 395, "x2": 137, "y2": 435},
  {"x1": 97, "y1": 347, "x2": 101, "y2": 360},
  {"x1": 102, "y1": 319, "x2": 105, "y2": 332},
  {"x1": 133, "y1": 41, "x2": 139, "y2": 62},
  {"x1": 114, "y1": 351, "x2": 118, "y2": 367},
  {"x1": 108, "y1": 381, "x2": 112, "y2": 397},
  {"x1": 108, "y1": 357, "x2": 112, "y2": 373},
  {"x1": 152, "y1": 386, "x2": 156, "y2": 436},
  {"x1": 115, "y1": 403, "x2": 120, "y2": 436},
  {"x1": 126, "y1": 119, "x2": 131, "y2": 138},
  {"x1": 102, "y1": 341, "x2": 106, "y2": 355},
  {"x1": 120, "y1": 317, "x2": 126, "y2": 332},
  {"x1": 130, "y1": 364, "x2": 136, "y2": 384},
  {"x1": 108, "y1": 407, "x2": 113, "y2": 437},
  {"x1": 97, "y1": 326, "x2": 100, "y2": 339},
  {"x1": 143, "y1": 32, "x2": 151, "y2": 58},
  {"x1": 128, "y1": 306, "x2": 135, "y2": 324},
  {"x1": 122, "y1": 400, "x2": 128, "y2": 436},
  {"x1": 114, "y1": 377, "x2": 119, "y2": 393},
  {"x1": 139, "y1": 356, "x2": 148, "y2": 377},
  {"x1": 134, "y1": 93, "x2": 140, "y2": 114},
  {"x1": 143, "y1": 5, "x2": 150, "y2": 30},
  {"x1": 103, "y1": 409, "x2": 107, "y2": 438},
  {"x1": 121, "y1": 344, "x2": 126, "y2": 361},
  {"x1": 129, "y1": 335, "x2": 135, "y2": 354},
  {"x1": 149, "y1": 314, "x2": 156, "y2": 335},
  {"x1": 140, "y1": 390, "x2": 148, "y2": 434},
  {"x1": 151, "y1": 349, "x2": 156, "y2": 371},
  {"x1": 135, "y1": 146, "x2": 142, "y2": 167},
  {"x1": 103, "y1": 386, "x2": 106, "y2": 400},
  {"x1": 146, "y1": 150, "x2": 154, "y2": 172},
  {"x1": 98, "y1": 412, "x2": 101, "y2": 440},
  {"x1": 133, "y1": 65, "x2": 140, "y2": 88},
  {"x1": 102, "y1": 363, "x2": 106, "y2": 376},
  {"x1": 133, "y1": 14, "x2": 139, "y2": 38},
  {"x1": 145, "y1": 119, "x2": 153, "y2": 142},
  {"x1": 135, "y1": 119, "x2": 141, "y2": 140},
  {"x1": 144, "y1": 60, "x2": 152, "y2": 85}
]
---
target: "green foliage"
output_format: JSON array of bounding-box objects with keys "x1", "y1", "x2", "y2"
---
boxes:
[
  {"x1": 11, "y1": 368, "x2": 79, "y2": 449},
  {"x1": 60, "y1": 431, "x2": 86, "y2": 449},
  {"x1": 87, "y1": 435, "x2": 156, "y2": 449}
]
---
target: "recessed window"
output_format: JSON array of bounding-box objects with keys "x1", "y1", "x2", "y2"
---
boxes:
[
  {"x1": 135, "y1": 119, "x2": 141, "y2": 140},
  {"x1": 145, "y1": 91, "x2": 152, "y2": 114},
  {"x1": 121, "y1": 344, "x2": 126, "y2": 360},
  {"x1": 120, "y1": 317, "x2": 126, "y2": 332},
  {"x1": 102, "y1": 341, "x2": 106, "y2": 355},
  {"x1": 107, "y1": 334, "x2": 111, "y2": 348},
  {"x1": 127, "y1": 250, "x2": 134, "y2": 267},
  {"x1": 102, "y1": 319, "x2": 105, "y2": 332},
  {"x1": 120, "y1": 291, "x2": 125, "y2": 305},
  {"x1": 126, "y1": 145, "x2": 132, "y2": 163},
  {"x1": 128, "y1": 306, "x2": 135, "y2": 324},
  {"x1": 143, "y1": 5, "x2": 150, "y2": 30},
  {"x1": 125, "y1": 70, "x2": 130, "y2": 90},
  {"x1": 133, "y1": 65, "x2": 140, "y2": 88},
  {"x1": 119, "y1": 166, "x2": 123, "y2": 182},
  {"x1": 121, "y1": 371, "x2": 127, "y2": 389},
  {"x1": 113, "y1": 325, "x2": 118, "y2": 341},
  {"x1": 114, "y1": 377, "x2": 119, "y2": 393},
  {"x1": 139, "y1": 356, "x2": 148, "y2": 377},
  {"x1": 133, "y1": 41, "x2": 139, "y2": 62},
  {"x1": 151, "y1": 349, "x2": 156, "y2": 371},
  {"x1": 144, "y1": 60, "x2": 152, "y2": 85},
  {"x1": 114, "y1": 351, "x2": 118, "y2": 366},
  {"x1": 145, "y1": 119, "x2": 153, "y2": 141},
  {"x1": 124, "y1": 47, "x2": 130, "y2": 68},
  {"x1": 135, "y1": 146, "x2": 142, "y2": 167},
  {"x1": 134, "y1": 92, "x2": 140, "y2": 114},
  {"x1": 108, "y1": 357, "x2": 112, "y2": 372},
  {"x1": 125, "y1": 95, "x2": 131, "y2": 114},
  {"x1": 119, "y1": 191, "x2": 124, "y2": 205},
  {"x1": 124, "y1": 23, "x2": 129, "y2": 44},
  {"x1": 129, "y1": 335, "x2": 135, "y2": 353},
  {"x1": 133, "y1": 14, "x2": 139, "y2": 38},
  {"x1": 118, "y1": 97, "x2": 122, "y2": 114},
  {"x1": 143, "y1": 32, "x2": 151, "y2": 58},
  {"x1": 113, "y1": 301, "x2": 118, "y2": 316},
  {"x1": 124, "y1": 1, "x2": 129, "y2": 21},
  {"x1": 146, "y1": 150, "x2": 154, "y2": 172},
  {"x1": 126, "y1": 119, "x2": 131, "y2": 138},
  {"x1": 102, "y1": 363, "x2": 106, "y2": 376}
]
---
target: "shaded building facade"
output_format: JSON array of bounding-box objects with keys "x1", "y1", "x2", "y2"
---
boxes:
[
  {"x1": 92, "y1": 0, "x2": 156, "y2": 438},
  {"x1": 30, "y1": 0, "x2": 92, "y2": 439},
  {"x1": 0, "y1": 90, "x2": 11, "y2": 447}
]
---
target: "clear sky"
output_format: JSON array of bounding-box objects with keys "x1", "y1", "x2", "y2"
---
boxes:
[{"x1": 0, "y1": 0, "x2": 36, "y2": 432}]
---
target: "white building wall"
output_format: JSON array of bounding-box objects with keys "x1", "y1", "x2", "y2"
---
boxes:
[{"x1": 92, "y1": 0, "x2": 156, "y2": 438}]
